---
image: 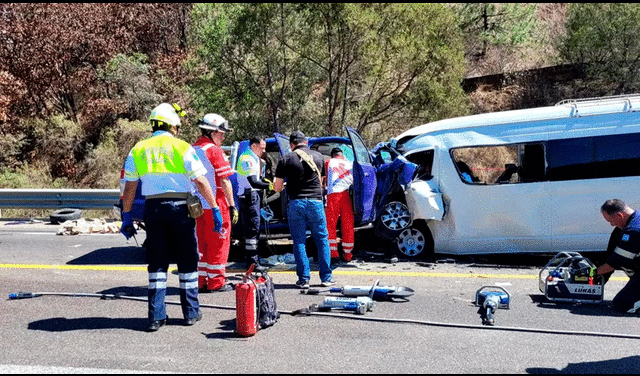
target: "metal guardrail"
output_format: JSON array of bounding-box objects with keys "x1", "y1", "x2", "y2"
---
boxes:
[{"x1": 0, "y1": 189, "x2": 120, "y2": 209}]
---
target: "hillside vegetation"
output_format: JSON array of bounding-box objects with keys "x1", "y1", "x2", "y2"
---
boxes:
[{"x1": 0, "y1": 3, "x2": 638, "y2": 206}]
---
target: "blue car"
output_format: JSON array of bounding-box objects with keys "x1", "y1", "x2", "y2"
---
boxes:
[{"x1": 116, "y1": 127, "x2": 422, "y2": 259}]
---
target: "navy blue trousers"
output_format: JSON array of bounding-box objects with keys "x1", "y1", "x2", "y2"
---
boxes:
[{"x1": 144, "y1": 198, "x2": 200, "y2": 321}]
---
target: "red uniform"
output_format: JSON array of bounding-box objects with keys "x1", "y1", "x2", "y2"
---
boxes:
[
  {"x1": 192, "y1": 136, "x2": 234, "y2": 290},
  {"x1": 324, "y1": 156, "x2": 355, "y2": 261}
]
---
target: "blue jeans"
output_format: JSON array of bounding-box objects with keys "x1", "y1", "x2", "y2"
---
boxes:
[{"x1": 287, "y1": 198, "x2": 332, "y2": 283}]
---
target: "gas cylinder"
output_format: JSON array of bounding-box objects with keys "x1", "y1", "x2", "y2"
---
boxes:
[{"x1": 236, "y1": 272, "x2": 258, "y2": 337}]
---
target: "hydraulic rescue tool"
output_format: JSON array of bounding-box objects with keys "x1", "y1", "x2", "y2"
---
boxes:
[
  {"x1": 301, "y1": 279, "x2": 415, "y2": 301},
  {"x1": 539, "y1": 251, "x2": 604, "y2": 304},
  {"x1": 474, "y1": 286, "x2": 510, "y2": 326},
  {"x1": 315, "y1": 296, "x2": 374, "y2": 315}
]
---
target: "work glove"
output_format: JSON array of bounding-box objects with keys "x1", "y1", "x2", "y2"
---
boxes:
[
  {"x1": 229, "y1": 206, "x2": 239, "y2": 225},
  {"x1": 120, "y1": 211, "x2": 137, "y2": 240},
  {"x1": 212, "y1": 207, "x2": 223, "y2": 233},
  {"x1": 264, "y1": 178, "x2": 275, "y2": 192}
]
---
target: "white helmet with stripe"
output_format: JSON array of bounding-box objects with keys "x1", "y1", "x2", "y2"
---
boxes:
[{"x1": 197, "y1": 113, "x2": 233, "y2": 133}]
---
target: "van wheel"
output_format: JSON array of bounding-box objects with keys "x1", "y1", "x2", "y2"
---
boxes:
[
  {"x1": 380, "y1": 201, "x2": 412, "y2": 231},
  {"x1": 50, "y1": 208, "x2": 83, "y2": 224},
  {"x1": 375, "y1": 201, "x2": 412, "y2": 240},
  {"x1": 395, "y1": 221, "x2": 433, "y2": 260}
]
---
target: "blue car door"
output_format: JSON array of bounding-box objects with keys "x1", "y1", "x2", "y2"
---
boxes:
[
  {"x1": 346, "y1": 127, "x2": 377, "y2": 225},
  {"x1": 273, "y1": 133, "x2": 291, "y2": 221}
]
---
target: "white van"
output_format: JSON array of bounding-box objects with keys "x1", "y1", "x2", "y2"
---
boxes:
[{"x1": 382, "y1": 94, "x2": 640, "y2": 259}]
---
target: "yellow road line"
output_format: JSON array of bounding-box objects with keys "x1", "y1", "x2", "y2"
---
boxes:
[
  {"x1": 1, "y1": 264, "x2": 148, "y2": 271},
  {"x1": 0, "y1": 263, "x2": 630, "y2": 281}
]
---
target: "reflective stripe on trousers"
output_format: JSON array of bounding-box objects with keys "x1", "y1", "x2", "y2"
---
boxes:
[
  {"x1": 144, "y1": 198, "x2": 200, "y2": 321},
  {"x1": 196, "y1": 197, "x2": 231, "y2": 290}
]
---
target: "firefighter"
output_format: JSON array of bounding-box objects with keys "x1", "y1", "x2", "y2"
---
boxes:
[
  {"x1": 121, "y1": 103, "x2": 223, "y2": 332},
  {"x1": 192, "y1": 113, "x2": 237, "y2": 292},
  {"x1": 324, "y1": 147, "x2": 355, "y2": 262},
  {"x1": 236, "y1": 136, "x2": 271, "y2": 271}
]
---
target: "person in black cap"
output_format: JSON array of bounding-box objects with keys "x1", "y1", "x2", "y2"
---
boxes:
[{"x1": 273, "y1": 131, "x2": 335, "y2": 289}]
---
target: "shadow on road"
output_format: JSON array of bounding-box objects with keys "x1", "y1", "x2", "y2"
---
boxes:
[
  {"x1": 28, "y1": 317, "x2": 150, "y2": 332},
  {"x1": 526, "y1": 355, "x2": 640, "y2": 374},
  {"x1": 203, "y1": 318, "x2": 240, "y2": 340},
  {"x1": 66, "y1": 246, "x2": 146, "y2": 265},
  {"x1": 528, "y1": 294, "x2": 628, "y2": 318}
]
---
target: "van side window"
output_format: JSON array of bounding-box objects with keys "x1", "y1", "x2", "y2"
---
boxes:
[
  {"x1": 595, "y1": 133, "x2": 640, "y2": 178},
  {"x1": 546, "y1": 138, "x2": 595, "y2": 181},
  {"x1": 405, "y1": 150, "x2": 434, "y2": 180},
  {"x1": 451, "y1": 144, "x2": 545, "y2": 184}
]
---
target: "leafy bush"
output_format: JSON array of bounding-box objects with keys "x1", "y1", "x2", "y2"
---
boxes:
[{"x1": 78, "y1": 118, "x2": 149, "y2": 188}]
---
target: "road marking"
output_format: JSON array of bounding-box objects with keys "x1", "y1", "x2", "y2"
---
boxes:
[
  {"x1": 0, "y1": 263, "x2": 630, "y2": 281},
  {"x1": 0, "y1": 264, "x2": 147, "y2": 271}
]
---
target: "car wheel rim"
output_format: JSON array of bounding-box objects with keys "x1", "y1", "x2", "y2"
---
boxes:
[
  {"x1": 380, "y1": 201, "x2": 412, "y2": 231},
  {"x1": 397, "y1": 228, "x2": 425, "y2": 257}
]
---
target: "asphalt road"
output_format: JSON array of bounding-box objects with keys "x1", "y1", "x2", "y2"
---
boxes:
[{"x1": 1, "y1": 220, "x2": 640, "y2": 374}]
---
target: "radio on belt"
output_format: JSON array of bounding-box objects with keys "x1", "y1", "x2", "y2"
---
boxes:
[{"x1": 539, "y1": 251, "x2": 604, "y2": 304}]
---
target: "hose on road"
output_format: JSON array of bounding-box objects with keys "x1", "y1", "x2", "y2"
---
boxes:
[{"x1": 8, "y1": 290, "x2": 640, "y2": 340}]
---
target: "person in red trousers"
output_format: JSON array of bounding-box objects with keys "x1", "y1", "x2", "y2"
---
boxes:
[
  {"x1": 324, "y1": 147, "x2": 355, "y2": 262},
  {"x1": 192, "y1": 113, "x2": 238, "y2": 292}
]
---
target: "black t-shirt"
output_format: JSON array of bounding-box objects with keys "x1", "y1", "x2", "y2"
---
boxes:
[{"x1": 275, "y1": 145, "x2": 325, "y2": 200}]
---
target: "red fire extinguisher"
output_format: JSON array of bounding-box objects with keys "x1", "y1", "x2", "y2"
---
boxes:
[{"x1": 236, "y1": 264, "x2": 258, "y2": 337}]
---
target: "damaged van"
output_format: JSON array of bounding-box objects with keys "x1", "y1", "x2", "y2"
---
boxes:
[{"x1": 374, "y1": 94, "x2": 640, "y2": 259}]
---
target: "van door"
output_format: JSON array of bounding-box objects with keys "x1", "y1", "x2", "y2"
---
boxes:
[
  {"x1": 446, "y1": 143, "x2": 552, "y2": 254},
  {"x1": 346, "y1": 127, "x2": 377, "y2": 225}
]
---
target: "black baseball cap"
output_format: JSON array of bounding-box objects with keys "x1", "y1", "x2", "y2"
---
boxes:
[{"x1": 289, "y1": 130, "x2": 307, "y2": 144}]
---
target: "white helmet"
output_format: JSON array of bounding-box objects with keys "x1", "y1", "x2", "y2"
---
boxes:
[
  {"x1": 197, "y1": 113, "x2": 233, "y2": 133},
  {"x1": 149, "y1": 103, "x2": 182, "y2": 127}
]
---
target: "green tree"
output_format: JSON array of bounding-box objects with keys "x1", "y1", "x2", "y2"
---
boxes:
[
  {"x1": 189, "y1": 3, "x2": 468, "y2": 142},
  {"x1": 559, "y1": 3, "x2": 640, "y2": 95},
  {"x1": 189, "y1": 3, "x2": 316, "y2": 140},
  {"x1": 455, "y1": 3, "x2": 539, "y2": 60},
  {"x1": 345, "y1": 3, "x2": 468, "y2": 138}
]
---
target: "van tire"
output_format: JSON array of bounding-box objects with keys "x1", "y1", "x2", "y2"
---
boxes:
[
  {"x1": 395, "y1": 221, "x2": 433, "y2": 260},
  {"x1": 374, "y1": 200, "x2": 413, "y2": 240},
  {"x1": 50, "y1": 208, "x2": 83, "y2": 224}
]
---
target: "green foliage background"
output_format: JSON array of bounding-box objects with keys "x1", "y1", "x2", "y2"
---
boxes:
[{"x1": 0, "y1": 2, "x2": 637, "y2": 217}]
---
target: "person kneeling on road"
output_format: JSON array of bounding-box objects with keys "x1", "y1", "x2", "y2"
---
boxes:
[{"x1": 596, "y1": 198, "x2": 640, "y2": 313}]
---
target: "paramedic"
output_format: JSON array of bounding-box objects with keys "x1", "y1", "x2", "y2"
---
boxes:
[
  {"x1": 273, "y1": 131, "x2": 335, "y2": 289},
  {"x1": 121, "y1": 103, "x2": 222, "y2": 332},
  {"x1": 596, "y1": 199, "x2": 640, "y2": 313},
  {"x1": 324, "y1": 147, "x2": 355, "y2": 262},
  {"x1": 192, "y1": 113, "x2": 237, "y2": 293}
]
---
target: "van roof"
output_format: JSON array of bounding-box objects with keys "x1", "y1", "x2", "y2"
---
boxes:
[{"x1": 393, "y1": 94, "x2": 640, "y2": 150}]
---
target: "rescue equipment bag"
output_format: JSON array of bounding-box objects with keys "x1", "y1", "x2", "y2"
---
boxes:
[{"x1": 256, "y1": 271, "x2": 279, "y2": 329}]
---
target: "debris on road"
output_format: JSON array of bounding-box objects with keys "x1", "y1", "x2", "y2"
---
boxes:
[{"x1": 56, "y1": 218, "x2": 122, "y2": 235}]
